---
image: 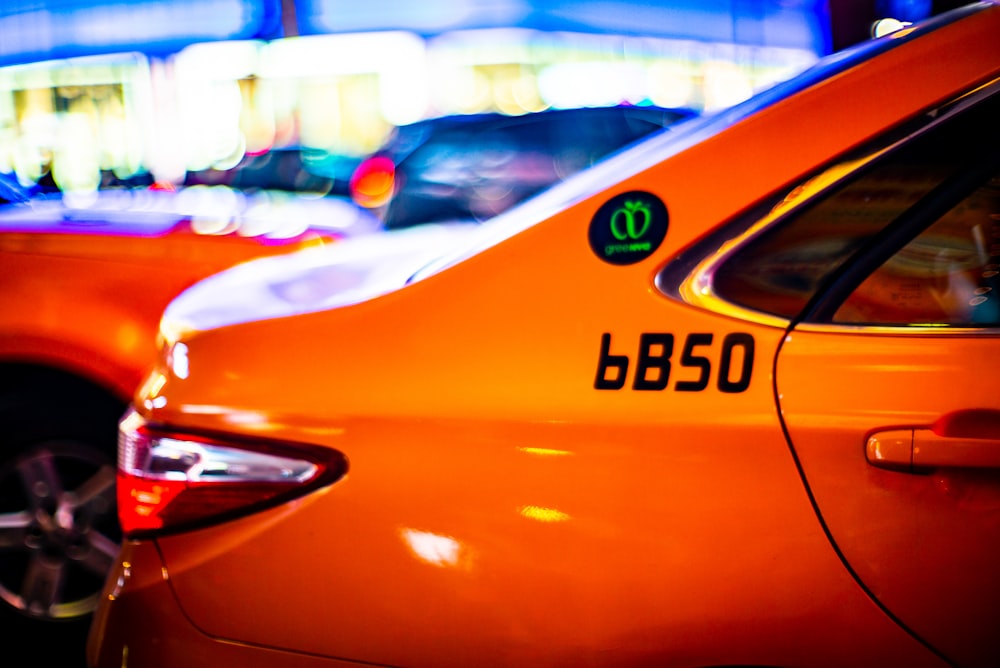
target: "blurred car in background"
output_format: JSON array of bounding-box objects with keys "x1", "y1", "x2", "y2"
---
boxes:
[
  {"x1": 349, "y1": 105, "x2": 697, "y2": 229},
  {"x1": 0, "y1": 102, "x2": 695, "y2": 665},
  {"x1": 88, "y1": 4, "x2": 1000, "y2": 667},
  {"x1": 183, "y1": 146, "x2": 356, "y2": 198},
  {"x1": 0, "y1": 175, "x2": 378, "y2": 665}
]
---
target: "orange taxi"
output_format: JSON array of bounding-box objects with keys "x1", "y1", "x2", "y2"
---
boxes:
[
  {"x1": 90, "y1": 3, "x2": 1000, "y2": 667},
  {"x1": 0, "y1": 184, "x2": 377, "y2": 660}
]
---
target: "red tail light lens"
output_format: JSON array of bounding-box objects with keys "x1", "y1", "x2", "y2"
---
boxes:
[
  {"x1": 349, "y1": 156, "x2": 396, "y2": 208},
  {"x1": 117, "y1": 410, "x2": 348, "y2": 537}
]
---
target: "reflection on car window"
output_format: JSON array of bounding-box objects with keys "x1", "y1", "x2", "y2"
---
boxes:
[
  {"x1": 712, "y1": 163, "x2": 951, "y2": 318},
  {"x1": 380, "y1": 107, "x2": 692, "y2": 229},
  {"x1": 834, "y1": 171, "x2": 1000, "y2": 326},
  {"x1": 712, "y1": 87, "x2": 999, "y2": 320}
]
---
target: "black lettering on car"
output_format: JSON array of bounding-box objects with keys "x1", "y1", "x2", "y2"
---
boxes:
[
  {"x1": 633, "y1": 333, "x2": 674, "y2": 391},
  {"x1": 676, "y1": 333, "x2": 713, "y2": 392},
  {"x1": 595, "y1": 332, "x2": 629, "y2": 390},
  {"x1": 593, "y1": 332, "x2": 754, "y2": 393},
  {"x1": 717, "y1": 333, "x2": 755, "y2": 393}
]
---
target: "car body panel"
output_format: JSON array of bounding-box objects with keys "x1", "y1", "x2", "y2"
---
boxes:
[
  {"x1": 0, "y1": 189, "x2": 376, "y2": 396},
  {"x1": 777, "y1": 331, "x2": 1000, "y2": 667},
  {"x1": 147, "y1": 409, "x2": 945, "y2": 667},
  {"x1": 88, "y1": 542, "x2": 366, "y2": 668},
  {"x1": 88, "y1": 4, "x2": 1000, "y2": 667}
]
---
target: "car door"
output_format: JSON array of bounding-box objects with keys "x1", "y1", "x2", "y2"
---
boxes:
[{"x1": 774, "y1": 87, "x2": 1000, "y2": 666}]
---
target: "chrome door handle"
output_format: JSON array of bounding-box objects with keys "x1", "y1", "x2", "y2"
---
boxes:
[{"x1": 866, "y1": 409, "x2": 1000, "y2": 472}]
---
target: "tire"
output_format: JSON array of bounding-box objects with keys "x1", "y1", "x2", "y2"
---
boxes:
[{"x1": 0, "y1": 365, "x2": 125, "y2": 667}]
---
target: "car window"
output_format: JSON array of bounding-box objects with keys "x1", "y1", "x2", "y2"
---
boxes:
[
  {"x1": 833, "y1": 168, "x2": 1000, "y2": 326},
  {"x1": 382, "y1": 107, "x2": 689, "y2": 229},
  {"x1": 710, "y1": 84, "x2": 1000, "y2": 321}
]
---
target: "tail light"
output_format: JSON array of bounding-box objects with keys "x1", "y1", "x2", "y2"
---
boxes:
[
  {"x1": 117, "y1": 410, "x2": 348, "y2": 537},
  {"x1": 349, "y1": 155, "x2": 396, "y2": 209}
]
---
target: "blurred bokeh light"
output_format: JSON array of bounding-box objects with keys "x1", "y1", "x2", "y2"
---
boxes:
[{"x1": 0, "y1": 0, "x2": 833, "y2": 195}]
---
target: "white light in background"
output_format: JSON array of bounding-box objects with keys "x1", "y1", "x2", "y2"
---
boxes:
[
  {"x1": 173, "y1": 40, "x2": 261, "y2": 172},
  {"x1": 701, "y1": 59, "x2": 754, "y2": 112},
  {"x1": 537, "y1": 61, "x2": 646, "y2": 109},
  {"x1": 262, "y1": 32, "x2": 427, "y2": 148}
]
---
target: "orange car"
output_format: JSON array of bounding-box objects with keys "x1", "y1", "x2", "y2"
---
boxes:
[
  {"x1": 90, "y1": 4, "x2": 1000, "y2": 667},
  {"x1": 0, "y1": 184, "x2": 379, "y2": 662}
]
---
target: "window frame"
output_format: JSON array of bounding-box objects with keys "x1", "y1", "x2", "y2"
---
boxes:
[{"x1": 658, "y1": 77, "x2": 1000, "y2": 335}]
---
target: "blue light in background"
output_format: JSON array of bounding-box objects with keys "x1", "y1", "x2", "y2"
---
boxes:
[
  {"x1": 0, "y1": 0, "x2": 834, "y2": 67},
  {"x1": 876, "y1": 0, "x2": 932, "y2": 22},
  {"x1": 296, "y1": 0, "x2": 832, "y2": 55},
  {"x1": 0, "y1": 0, "x2": 283, "y2": 67}
]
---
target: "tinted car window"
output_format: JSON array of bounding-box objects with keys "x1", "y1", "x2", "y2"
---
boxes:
[
  {"x1": 712, "y1": 86, "x2": 1000, "y2": 321},
  {"x1": 373, "y1": 106, "x2": 695, "y2": 229},
  {"x1": 184, "y1": 147, "x2": 350, "y2": 196},
  {"x1": 834, "y1": 168, "x2": 1000, "y2": 326}
]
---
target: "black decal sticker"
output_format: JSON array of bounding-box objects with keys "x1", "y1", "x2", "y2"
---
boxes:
[
  {"x1": 588, "y1": 191, "x2": 668, "y2": 265},
  {"x1": 595, "y1": 333, "x2": 629, "y2": 390},
  {"x1": 633, "y1": 333, "x2": 674, "y2": 390},
  {"x1": 718, "y1": 333, "x2": 755, "y2": 393},
  {"x1": 676, "y1": 333, "x2": 713, "y2": 392},
  {"x1": 593, "y1": 332, "x2": 755, "y2": 394}
]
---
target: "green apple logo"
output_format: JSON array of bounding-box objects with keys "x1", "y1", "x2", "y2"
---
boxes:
[
  {"x1": 610, "y1": 199, "x2": 653, "y2": 241},
  {"x1": 589, "y1": 191, "x2": 668, "y2": 265}
]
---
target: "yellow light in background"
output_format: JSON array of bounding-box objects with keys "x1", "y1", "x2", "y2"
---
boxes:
[
  {"x1": 139, "y1": 372, "x2": 168, "y2": 411},
  {"x1": 0, "y1": 27, "x2": 819, "y2": 190},
  {"x1": 238, "y1": 75, "x2": 276, "y2": 155},
  {"x1": 262, "y1": 31, "x2": 426, "y2": 145},
  {"x1": 430, "y1": 63, "x2": 493, "y2": 114},
  {"x1": 491, "y1": 64, "x2": 538, "y2": 115},
  {"x1": 53, "y1": 111, "x2": 101, "y2": 192},
  {"x1": 646, "y1": 61, "x2": 695, "y2": 109},
  {"x1": 511, "y1": 68, "x2": 546, "y2": 113}
]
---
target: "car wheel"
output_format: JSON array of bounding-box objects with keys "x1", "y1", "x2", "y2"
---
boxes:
[{"x1": 0, "y1": 366, "x2": 125, "y2": 665}]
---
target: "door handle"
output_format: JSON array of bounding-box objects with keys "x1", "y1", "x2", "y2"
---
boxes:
[{"x1": 866, "y1": 409, "x2": 1000, "y2": 472}]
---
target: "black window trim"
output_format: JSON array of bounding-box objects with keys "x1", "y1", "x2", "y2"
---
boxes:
[{"x1": 800, "y1": 151, "x2": 1000, "y2": 325}]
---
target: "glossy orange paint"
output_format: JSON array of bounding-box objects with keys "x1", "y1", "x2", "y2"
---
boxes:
[
  {"x1": 777, "y1": 331, "x2": 1000, "y2": 667},
  {"x1": 89, "y1": 5, "x2": 1000, "y2": 668}
]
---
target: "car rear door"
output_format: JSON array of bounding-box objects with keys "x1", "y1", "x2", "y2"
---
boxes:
[{"x1": 774, "y1": 85, "x2": 1000, "y2": 667}]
